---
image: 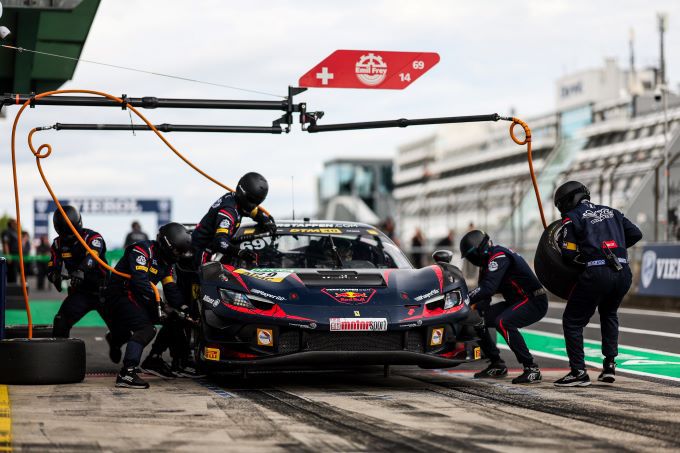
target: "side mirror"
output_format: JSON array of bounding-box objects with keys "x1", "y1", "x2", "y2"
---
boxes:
[{"x1": 432, "y1": 249, "x2": 454, "y2": 264}]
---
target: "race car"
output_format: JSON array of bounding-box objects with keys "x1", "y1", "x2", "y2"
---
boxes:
[{"x1": 193, "y1": 220, "x2": 485, "y2": 371}]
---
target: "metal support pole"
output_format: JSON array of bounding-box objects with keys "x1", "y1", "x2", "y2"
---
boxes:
[
  {"x1": 663, "y1": 87, "x2": 670, "y2": 241},
  {"x1": 54, "y1": 123, "x2": 284, "y2": 134},
  {"x1": 654, "y1": 167, "x2": 660, "y2": 242}
]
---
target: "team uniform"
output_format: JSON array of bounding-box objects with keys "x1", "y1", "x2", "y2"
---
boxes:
[
  {"x1": 558, "y1": 199, "x2": 642, "y2": 383},
  {"x1": 47, "y1": 228, "x2": 110, "y2": 337},
  {"x1": 106, "y1": 240, "x2": 184, "y2": 385},
  {"x1": 470, "y1": 245, "x2": 548, "y2": 371}
]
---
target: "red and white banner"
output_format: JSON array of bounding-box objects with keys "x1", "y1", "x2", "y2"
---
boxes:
[{"x1": 299, "y1": 50, "x2": 440, "y2": 90}]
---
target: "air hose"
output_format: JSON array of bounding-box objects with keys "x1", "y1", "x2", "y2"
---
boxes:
[
  {"x1": 509, "y1": 117, "x2": 547, "y2": 229},
  {"x1": 10, "y1": 89, "x2": 271, "y2": 338}
]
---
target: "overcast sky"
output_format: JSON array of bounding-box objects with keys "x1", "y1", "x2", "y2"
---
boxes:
[{"x1": 2, "y1": 0, "x2": 680, "y2": 246}]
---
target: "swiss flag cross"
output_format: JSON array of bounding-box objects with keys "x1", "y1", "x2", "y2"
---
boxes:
[{"x1": 299, "y1": 50, "x2": 440, "y2": 90}]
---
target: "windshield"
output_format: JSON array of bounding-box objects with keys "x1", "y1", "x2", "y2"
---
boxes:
[{"x1": 237, "y1": 233, "x2": 412, "y2": 269}]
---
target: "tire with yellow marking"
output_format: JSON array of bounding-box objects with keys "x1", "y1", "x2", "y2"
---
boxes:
[
  {"x1": 534, "y1": 219, "x2": 581, "y2": 300},
  {"x1": 0, "y1": 338, "x2": 85, "y2": 385}
]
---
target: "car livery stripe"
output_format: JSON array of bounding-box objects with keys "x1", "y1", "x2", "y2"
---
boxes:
[
  {"x1": 430, "y1": 265, "x2": 444, "y2": 292},
  {"x1": 223, "y1": 265, "x2": 249, "y2": 291}
]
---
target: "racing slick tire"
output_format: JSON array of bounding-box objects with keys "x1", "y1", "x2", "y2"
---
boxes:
[
  {"x1": 534, "y1": 219, "x2": 581, "y2": 300},
  {"x1": 0, "y1": 338, "x2": 86, "y2": 384},
  {"x1": 3, "y1": 324, "x2": 53, "y2": 339}
]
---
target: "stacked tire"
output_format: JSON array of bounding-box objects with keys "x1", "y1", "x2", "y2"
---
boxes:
[
  {"x1": 534, "y1": 220, "x2": 581, "y2": 300},
  {"x1": 0, "y1": 337, "x2": 86, "y2": 385}
]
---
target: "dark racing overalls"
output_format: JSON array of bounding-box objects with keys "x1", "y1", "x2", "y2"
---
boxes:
[
  {"x1": 470, "y1": 245, "x2": 548, "y2": 367},
  {"x1": 105, "y1": 240, "x2": 184, "y2": 368},
  {"x1": 560, "y1": 200, "x2": 642, "y2": 370},
  {"x1": 47, "y1": 228, "x2": 111, "y2": 337}
]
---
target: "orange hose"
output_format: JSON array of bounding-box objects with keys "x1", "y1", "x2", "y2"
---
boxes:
[
  {"x1": 509, "y1": 117, "x2": 547, "y2": 229},
  {"x1": 10, "y1": 88, "x2": 271, "y2": 338}
]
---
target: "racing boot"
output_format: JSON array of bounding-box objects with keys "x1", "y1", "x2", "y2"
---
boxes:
[
  {"x1": 598, "y1": 358, "x2": 616, "y2": 383},
  {"x1": 512, "y1": 365, "x2": 542, "y2": 384},
  {"x1": 171, "y1": 360, "x2": 206, "y2": 379},
  {"x1": 554, "y1": 369, "x2": 591, "y2": 387},
  {"x1": 116, "y1": 367, "x2": 150, "y2": 389},
  {"x1": 474, "y1": 361, "x2": 508, "y2": 379},
  {"x1": 105, "y1": 331, "x2": 121, "y2": 364},
  {"x1": 141, "y1": 355, "x2": 176, "y2": 378}
]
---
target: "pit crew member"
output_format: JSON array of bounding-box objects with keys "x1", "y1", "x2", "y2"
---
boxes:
[
  {"x1": 105, "y1": 222, "x2": 192, "y2": 389},
  {"x1": 553, "y1": 181, "x2": 642, "y2": 387},
  {"x1": 48, "y1": 206, "x2": 111, "y2": 338},
  {"x1": 461, "y1": 230, "x2": 548, "y2": 384}
]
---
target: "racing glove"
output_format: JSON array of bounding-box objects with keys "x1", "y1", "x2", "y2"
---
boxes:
[
  {"x1": 69, "y1": 269, "x2": 85, "y2": 288},
  {"x1": 237, "y1": 248, "x2": 259, "y2": 265},
  {"x1": 47, "y1": 271, "x2": 63, "y2": 293}
]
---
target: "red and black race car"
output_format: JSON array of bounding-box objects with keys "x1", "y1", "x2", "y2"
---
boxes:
[{"x1": 193, "y1": 221, "x2": 485, "y2": 371}]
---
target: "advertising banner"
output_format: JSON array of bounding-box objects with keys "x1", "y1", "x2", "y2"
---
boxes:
[{"x1": 638, "y1": 244, "x2": 680, "y2": 297}]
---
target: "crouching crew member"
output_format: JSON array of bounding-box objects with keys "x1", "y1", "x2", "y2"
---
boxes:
[
  {"x1": 461, "y1": 230, "x2": 548, "y2": 384},
  {"x1": 553, "y1": 181, "x2": 642, "y2": 387},
  {"x1": 192, "y1": 172, "x2": 277, "y2": 265},
  {"x1": 48, "y1": 206, "x2": 111, "y2": 338},
  {"x1": 106, "y1": 223, "x2": 192, "y2": 389}
]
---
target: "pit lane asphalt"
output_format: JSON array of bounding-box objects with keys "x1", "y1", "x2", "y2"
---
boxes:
[{"x1": 5, "y1": 322, "x2": 680, "y2": 452}]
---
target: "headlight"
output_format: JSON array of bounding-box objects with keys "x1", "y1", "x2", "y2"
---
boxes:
[
  {"x1": 443, "y1": 290, "x2": 463, "y2": 309},
  {"x1": 219, "y1": 288, "x2": 255, "y2": 309}
]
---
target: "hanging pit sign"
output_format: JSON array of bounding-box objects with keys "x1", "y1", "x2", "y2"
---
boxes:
[
  {"x1": 299, "y1": 50, "x2": 440, "y2": 89},
  {"x1": 638, "y1": 244, "x2": 680, "y2": 297}
]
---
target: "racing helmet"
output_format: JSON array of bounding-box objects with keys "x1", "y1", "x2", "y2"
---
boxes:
[
  {"x1": 157, "y1": 222, "x2": 193, "y2": 263},
  {"x1": 53, "y1": 205, "x2": 82, "y2": 238},
  {"x1": 554, "y1": 181, "x2": 590, "y2": 215},
  {"x1": 460, "y1": 230, "x2": 490, "y2": 267},
  {"x1": 235, "y1": 172, "x2": 269, "y2": 215},
  {"x1": 330, "y1": 237, "x2": 354, "y2": 261}
]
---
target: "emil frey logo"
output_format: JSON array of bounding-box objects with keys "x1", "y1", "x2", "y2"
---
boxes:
[
  {"x1": 355, "y1": 53, "x2": 388, "y2": 86},
  {"x1": 641, "y1": 250, "x2": 656, "y2": 289}
]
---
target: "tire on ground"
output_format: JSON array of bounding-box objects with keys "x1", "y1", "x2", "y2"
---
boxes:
[
  {"x1": 534, "y1": 219, "x2": 581, "y2": 300},
  {"x1": 0, "y1": 338, "x2": 86, "y2": 384},
  {"x1": 3, "y1": 324, "x2": 53, "y2": 339}
]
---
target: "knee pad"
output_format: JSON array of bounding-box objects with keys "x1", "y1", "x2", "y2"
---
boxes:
[
  {"x1": 130, "y1": 325, "x2": 157, "y2": 346},
  {"x1": 52, "y1": 314, "x2": 72, "y2": 338}
]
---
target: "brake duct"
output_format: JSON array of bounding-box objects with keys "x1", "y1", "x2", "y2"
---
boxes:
[{"x1": 3, "y1": 88, "x2": 545, "y2": 337}]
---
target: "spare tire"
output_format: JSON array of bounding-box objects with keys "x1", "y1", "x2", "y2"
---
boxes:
[
  {"x1": 534, "y1": 219, "x2": 581, "y2": 300},
  {"x1": 4, "y1": 324, "x2": 54, "y2": 339},
  {"x1": 0, "y1": 338, "x2": 86, "y2": 385}
]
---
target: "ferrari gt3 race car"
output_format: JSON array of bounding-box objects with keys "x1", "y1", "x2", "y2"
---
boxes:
[{"x1": 193, "y1": 221, "x2": 485, "y2": 371}]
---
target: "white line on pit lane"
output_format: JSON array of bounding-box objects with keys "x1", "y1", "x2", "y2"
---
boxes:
[
  {"x1": 537, "y1": 317, "x2": 680, "y2": 339},
  {"x1": 549, "y1": 301, "x2": 680, "y2": 318}
]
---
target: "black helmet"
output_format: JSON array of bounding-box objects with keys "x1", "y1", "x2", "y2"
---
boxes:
[
  {"x1": 235, "y1": 172, "x2": 269, "y2": 215},
  {"x1": 157, "y1": 222, "x2": 192, "y2": 263},
  {"x1": 460, "y1": 230, "x2": 490, "y2": 267},
  {"x1": 554, "y1": 181, "x2": 590, "y2": 214},
  {"x1": 53, "y1": 205, "x2": 82, "y2": 238}
]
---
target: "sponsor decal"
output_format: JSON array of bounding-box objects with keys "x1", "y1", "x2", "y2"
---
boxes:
[
  {"x1": 257, "y1": 328, "x2": 274, "y2": 346},
  {"x1": 414, "y1": 289, "x2": 439, "y2": 302},
  {"x1": 366, "y1": 229, "x2": 379, "y2": 235},
  {"x1": 321, "y1": 288, "x2": 377, "y2": 304},
  {"x1": 399, "y1": 320, "x2": 423, "y2": 328},
  {"x1": 149, "y1": 267, "x2": 158, "y2": 275},
  {"x1": 641, "y1": 250, "x2": 656, "y2": 289},
  {"x1": 242, "y1": 228, "x2": 256, "y2": 235},
  {"x1": 602, "y1": 240, "x2": 618, "y2": 249},
  {"x1": 135, "y1": 265, "x2": 148, "y2": 272},
  {"x1": 474, "y1": 347, "x2": 482, "y2": 360},
  {"x1": 582, "y1": 208, "x2": 614, "y2": 224},
  {"x1": 251, "y1": 288, "x2": 286, "y2": 301},
  {"x1": 211, "y1": 197, "x2": 222, "y2": 209},
  {"x1": 202, "y1": 294, "x2": 220, "y2": 307},
  {"x1": 204, "y1": 347, "x2": 220, "y2": 361},
  {"x1": 91, "y1": 238, "x2": 102, "y2": 248},
  {"x1": 289, "y1": 228, "x2": 342, "y2": 234},
  {"x1": 289, "y1": 322, "x2": 317, "y2": 330},
  {"x1": 355, "y1": 53, "x2": 388, "y2": 86},
  {"x1": 430, "y1": 328, "x2": 444, "y2": 346},
  {"x1": 354, "y1": 310, "x2": 361, "y2": 317},
  {"x1": 235, "y1": 269, "x2": 291, "y2": 283},
  {"x1": 61, "y1": 252, "x2": 72, "y2": 258},
  {"x1": 136, "y1": 255, "x2": 147, "y2": 265},
  {"x1": 219, "y1": 218, "x2": 231, "y2": 229},
  {"x1": 192, "y1": 284, "x2": 201, "y2": 300},
  {"x1": 488, "y1": 261, "x2": 499, "y2": 272},
  {"x1": 329, "y1": 318, "x2": 388, "y2": 332}
]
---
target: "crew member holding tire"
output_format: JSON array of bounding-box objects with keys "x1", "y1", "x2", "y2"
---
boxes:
[
  {"x1": 553, "y1": 181, "x2": 642, "y2": 387},
  {"x1": 192, "y1": 172, "x2": 277, "y2": 266},
  {"x1": 48, "y1": 206, "x2": 111, "y2": 338},
  {"x1": 461, "y1": 230, "x2": 548, "y2": 384},
  {"x1": 105, "y1": 222, "x2": 192, "y2": 389}
]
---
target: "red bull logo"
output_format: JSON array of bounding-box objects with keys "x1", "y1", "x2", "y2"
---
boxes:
[{"x1": 322, "y1": 288, "x2": 377, "y2": 304}]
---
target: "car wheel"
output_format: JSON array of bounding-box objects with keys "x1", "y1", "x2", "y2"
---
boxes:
[
  {"x1": 3, "y1": 324, "x2": 53, "y2": 339},
  {"x1": 534, "y1": 219, "x2": 581, "y2": 300},
  {"x1": 0, "y1": 338, "x2": 86, "y2": 384}
]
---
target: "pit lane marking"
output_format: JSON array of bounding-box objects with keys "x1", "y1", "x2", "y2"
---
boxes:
[
  {"x1": 549, "y1": 302, "x2": 680, "y2": 318},
  {"x1": 0, "y1": 386, "x2": 10, "y2": 452},
  {"x1": 538, "y1": 317, "x2": 680, "y2": 339}
]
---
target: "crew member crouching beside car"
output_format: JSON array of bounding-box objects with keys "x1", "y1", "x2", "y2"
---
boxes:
[
  {"x1": 105, "y1": 223, "x2": 192, "y2": 389},
  {"x1": 461, "y1": 230, "x2": 548, "y2": 384}
]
